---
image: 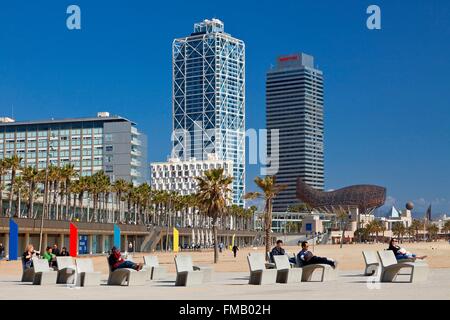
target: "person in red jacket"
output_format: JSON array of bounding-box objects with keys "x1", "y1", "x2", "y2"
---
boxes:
[{"x1": 108, "y1": 246, "x2": 143, "y2": 271}]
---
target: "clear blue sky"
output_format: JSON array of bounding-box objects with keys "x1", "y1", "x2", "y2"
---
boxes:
[{"x1": 1, "y1": 1, "x2": 449, "y2": 216}]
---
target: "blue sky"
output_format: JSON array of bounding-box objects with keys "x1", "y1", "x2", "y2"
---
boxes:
[{"x1": 1, "y1": 1, "x2": 449, "y2": 216}]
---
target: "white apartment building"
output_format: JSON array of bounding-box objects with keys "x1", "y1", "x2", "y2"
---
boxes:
[{"x1": 150, "y1": 155, "x2": 233, "y2": 196}]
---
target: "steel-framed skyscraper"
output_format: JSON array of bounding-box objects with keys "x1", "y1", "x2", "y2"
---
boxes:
[
  {"x1": 267, "y1": 53, "x2": 324, "y2": 212},
  {"x1": 172, "y1": 19, "x2": 245, "y2": 206}
]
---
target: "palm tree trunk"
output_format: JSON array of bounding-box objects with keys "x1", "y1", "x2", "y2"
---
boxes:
[
  {"x1": 213, "y1": 217, "x2": 219, "y2": 263},
  {"x1": 28, "y1": 183, "x2": 34, "y2": 219},
  {"x1": 8, "y1": 169, "x2": 16, "y2": 217},
  {"x1": 265, "y1": 200, "x2": 272, "y2": 257}
]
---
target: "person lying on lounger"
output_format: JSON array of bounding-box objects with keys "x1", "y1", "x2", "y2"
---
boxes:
[
  {"x1": 108, "y1": 246, "x2": 143, "y2": 271},
  {"x1": 388, "y1": 238, "x2": 427, "y2": 261},
  {"x1": 297, "y1": 241, "x2": 338, "y2": 269}
]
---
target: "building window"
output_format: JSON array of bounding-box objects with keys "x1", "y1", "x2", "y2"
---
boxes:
[{"x1": 105, "y1": 145, "x2": 113, "y2": 152}]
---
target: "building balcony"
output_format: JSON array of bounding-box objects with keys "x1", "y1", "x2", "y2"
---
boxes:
[
  {"x1": 131, "y1": 159, "x2": 141, "y2": 167},
  {"x1": 131, "y1": 138, "x2": 141, "y2": 146},
  {"x1": 131, "y1": 149, "x2": 141, "y2": 157}
]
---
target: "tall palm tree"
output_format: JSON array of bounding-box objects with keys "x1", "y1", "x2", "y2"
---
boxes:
[
  {"x1": 0, "y1": 159, "x2": 8, "y2": 216},
  {"x1": 113, "y1": 179, "x2": 128, "y2": 223},
  {"x1": 5, "y1": 155, "x2": 23, "y2": 217},
  {"x1": 196, "y1": 168, "x2": 233, "y2": 263},
  {"x1": 245, "y1": 176, "x2": 287, "y2": 257},
  {"x1": 60, "y1": 164, "x2": 77, "y2": 220},
  {"x1": 22, "y1": 166, "x2": 39, "y2": 218},
  {"x1": 12, "y1": 176, "x2": 26, "y2": 217}
]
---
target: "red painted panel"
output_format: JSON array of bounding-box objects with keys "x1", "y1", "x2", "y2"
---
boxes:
[{"x1": 69, "y1": 223, "x2": 78, "y2": 257}]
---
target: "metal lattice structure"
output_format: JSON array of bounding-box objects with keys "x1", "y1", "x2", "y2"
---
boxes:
[
  {"x1": 296, "y1": 177, "x2": 386, "y2": 214},
  {"x1": 172, "y1": 19, "x2": 245, "y2": 206}
]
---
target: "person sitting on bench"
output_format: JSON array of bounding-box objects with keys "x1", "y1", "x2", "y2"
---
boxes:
[
  {"x1": 108, "y1": 246, "x2": 143, "y2": 271},
  {"x1": 22, "y1": 244, "x2": 40, "y2": 269},
  {"x1": 388, "y1": 238, "x2": 427, "y2": 261},
  {"x1": 42, "y1": 246, "x2": 57, "y2": 268},
  {"x1": 298, "y1": 241, "x2": 337, "y2": 269}
]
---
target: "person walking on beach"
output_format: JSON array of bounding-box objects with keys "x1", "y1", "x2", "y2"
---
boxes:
[{"x1": 232, "y1": 245, "x2": 239, "y2": 258}]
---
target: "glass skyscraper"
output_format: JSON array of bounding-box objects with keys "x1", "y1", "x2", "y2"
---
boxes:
[
  {"x1": 266, "y1": 53, "x2": 324, "y2": 212},
  {"x1": 172, "y1": 19, "x2": 245, "y2": 206}
]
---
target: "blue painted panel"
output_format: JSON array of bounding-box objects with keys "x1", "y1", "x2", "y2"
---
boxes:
[
  {"x1": 114, "y1": 225, "x2": 121, "y2": 249},
  {"x1": 9, "y1": 219, "x2": 19, "y2": 260}
]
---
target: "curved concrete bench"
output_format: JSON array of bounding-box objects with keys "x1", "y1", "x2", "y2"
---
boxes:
[
  {"x1": 247, "y1": 253, "x2": 277, "y2": 285},
  {"x1": 377, "y1": 251, "x2": 428, "y2": 283},
  {"x1": 56, "y1": 257, "x2": 77, "y2": 284},
  {"x1": 174, "y1": 255, "x2": 204, "y2": 286},
  {"x1": 273, "y1": 255, "x2": 302, "y2": 283},
  {"x1": 75, "y1": 258, "x2": 101, "y2": 286},
  {"x1": 143, "y1": 255, "x2": 167, "y2": 280},
  {"x1": 32, "y1": 257, "x2": 57, "y2": 285},
  {"x1": 362, "y1": 251, "x2": 379, "y2": 276}
]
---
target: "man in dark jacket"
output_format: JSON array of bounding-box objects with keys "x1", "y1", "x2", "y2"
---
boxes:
[
  {"x1": 52, "y1": 244, "x2": 60, "y2": 256},
  {"x1": 270, "y1": 240, "x2": 285, "y2": 262}
]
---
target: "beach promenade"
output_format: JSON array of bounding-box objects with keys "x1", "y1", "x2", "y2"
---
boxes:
[{"x1": 1, "y1": 242, "x2": 449, "y2": 300}]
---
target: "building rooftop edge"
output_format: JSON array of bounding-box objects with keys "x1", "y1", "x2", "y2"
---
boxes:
[{"x1": 0, "y1": 115, "x2": 137, "y2": 127}]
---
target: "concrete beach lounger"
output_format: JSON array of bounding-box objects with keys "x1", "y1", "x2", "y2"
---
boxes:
[
  {"x1": 362, "y1": 250, "x2": 379, "y2": 276},
  {"x1": 273, "y1": 255, "x2": 302, "y2": 284},
  {"x1": 56, "y1": 257, "x2": 77, "y2": 284},
  {"x1": 247, "y1": 253, "x2": 277, "y2": 285},
  {"x1": 31, "y1": 257, "x2": 57, "y2": 285},
  {"x1": 21, "y1": 257, "x2": 36, "y2": 282},
  {"x1": 174, "y1": 254, "x2": 206, "y2": 286},
  {"x1": 377, "y1": 250, "x2": 429, "y2": 283},
  {"x1": 143, "y1": 255, "x2": 167, "y2": 280},
  {"x1": 106, "y1": 257, "x2": 146, "y2": 286},
  {"x1": 75, "y1": 258, "x2": 101, "y2": 287}
]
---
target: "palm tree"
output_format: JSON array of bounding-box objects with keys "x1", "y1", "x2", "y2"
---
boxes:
[
  {"x1": 245, "y1": 176, "x2": 287, "y2": 257},
  {"x1": 196, "y1": 168, "x2": 233, "y2": 263},
  {"x1": 426, "y1": 224, "x2": 439, "y2": 241},
  {"x1": 406, "y1": 225, "x2": 416, "y2": 242},
  {"x1": 443, "y1": 220, "x2": 450, "y2": 235},
  {"x1": 22, "y1": 166, "x2": 39, "y2": 218},
  {"x1": 113, "y1": 179, "x2": 128, "y2": 223},
  {"x1": 12, "y1": 176, "x2": 26, "y2": 217},
  {"x1": 0, "y1": 159, "x2": 8, "y2": 216},
  {"x1": 392, "y1": 222, "x2": 406, "y2": 242},
  {"x1": 5, "y1": 155, "x2": 23, "y2": 217},
  {"x1": 336, "y1": 210, "x2": 350, "y2": 248},
  {"x1": 411, "y1": 219, "x2": 424, "y2": 241},
  {"x1": 60, "y1": 164, "x2": 77, "y2": 220}
]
